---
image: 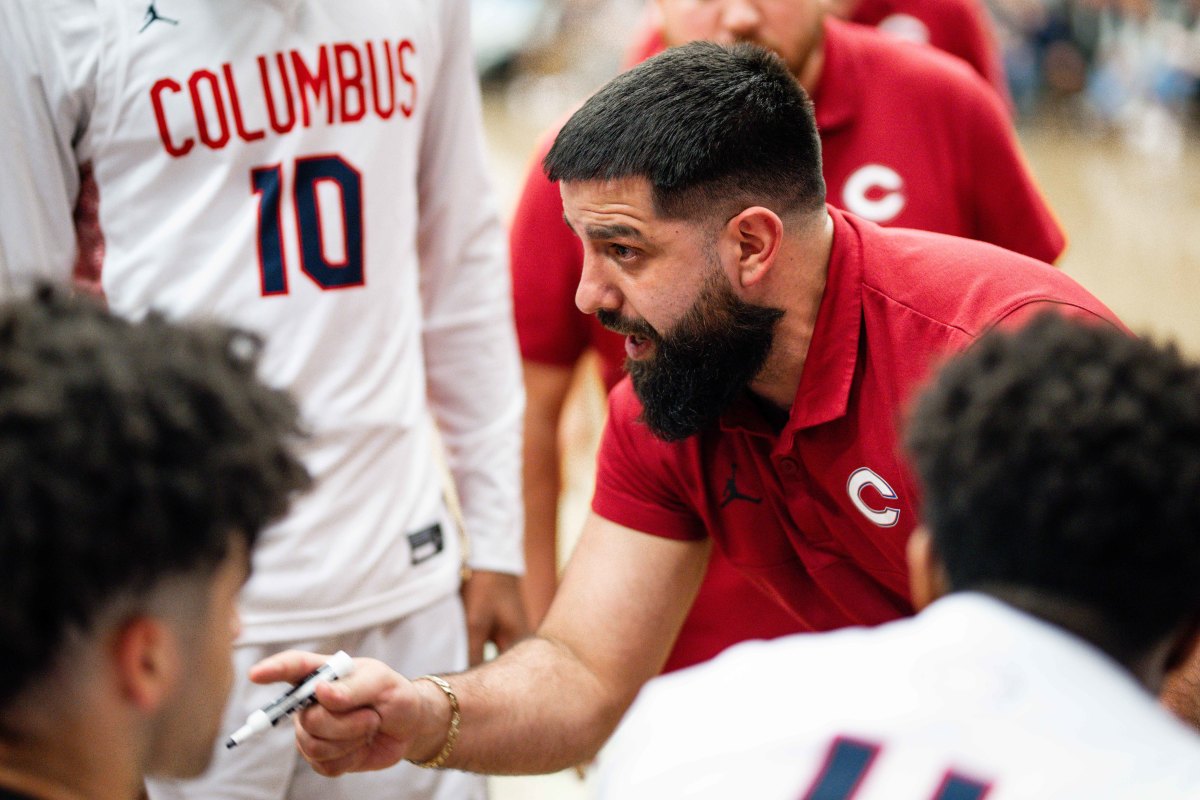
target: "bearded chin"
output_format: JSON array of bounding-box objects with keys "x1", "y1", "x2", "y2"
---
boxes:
[{"x1": 628, "y1": 287, "x2": 783, "y2": 442}]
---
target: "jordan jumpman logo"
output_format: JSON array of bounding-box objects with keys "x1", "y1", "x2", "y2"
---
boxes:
[
  {"x1": 720, "y1": 462, "x2": 762, "y2": 508},
  {"x1": 140, "y1": 2, "x2": 179, "y2": 33}
]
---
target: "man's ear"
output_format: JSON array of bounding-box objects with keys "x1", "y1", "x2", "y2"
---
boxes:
[
  {"x1": 723, "y1": 207, "x2": 784, "y2": 289},
  {"x1": 906, "y1": 526, "x2": 949, "y2": 611},
  {"x1": 112, "y1": 615, "x2": 183, "y2": 713}
]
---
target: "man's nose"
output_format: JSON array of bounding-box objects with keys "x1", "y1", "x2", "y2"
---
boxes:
[
  {"x1": 720, "y1": 0, "x2": 763, "y2": 38},
  {"x1": 575, "y1": 253, "x2": 621, "y2": 315}
]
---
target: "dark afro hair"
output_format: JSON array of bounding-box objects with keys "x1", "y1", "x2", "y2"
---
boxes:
[
  {"x1": 0, "y1": 286, "x2": 311, "y2": 709},
  {"x1": 906, "y1": 313, "x2": 1200, "y2": 654}
]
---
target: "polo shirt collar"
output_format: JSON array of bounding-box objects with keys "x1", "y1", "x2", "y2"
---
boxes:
[
  {"x1": 809, "y1": 17, "x2": 859, "y2": 134},
  {"x1": 720, "y1": 207, "x2": 864, "y2": 443}
]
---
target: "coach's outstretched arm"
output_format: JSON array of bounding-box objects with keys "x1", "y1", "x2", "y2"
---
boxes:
[{"x1": 251, "y1": 513, "x2": 710, "y2": 775}]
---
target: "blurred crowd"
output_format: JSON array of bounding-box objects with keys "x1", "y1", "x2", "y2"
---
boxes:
[
  {"x1": 473, "y1": 0, "x2": 1200, "y2": 151},
  {"x1": 998, "y1": 0, "x2": 1200, "y2": 151}
]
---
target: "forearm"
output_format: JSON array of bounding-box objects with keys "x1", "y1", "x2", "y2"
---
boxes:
[
  {"x1": 258, "y1": 518, "x2": 706, "y2": 778},
  {"x1": 522, "y1": 420, "x2": 563, "y2": 626},
  {"x1": 422, "y1": 634, "x2": 632, "y2": 774},
  {"x1": 430, "y1": 522, "x2": 708, "y2": 774},
  {"x1": 519, "y1": 361, "x2": 577, "y2": 625}
]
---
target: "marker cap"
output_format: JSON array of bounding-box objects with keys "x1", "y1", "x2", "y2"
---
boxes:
[{"x1": 324, "y1": 650, "x2": 354, "y2": 680}]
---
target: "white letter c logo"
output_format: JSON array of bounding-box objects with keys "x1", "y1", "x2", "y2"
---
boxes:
[
  {"x1": 847, "y1": 467, "x2": 901, "y2": 528},
  {"x1": 842, "y1": 164, "x2": 906, "y2": 223}
]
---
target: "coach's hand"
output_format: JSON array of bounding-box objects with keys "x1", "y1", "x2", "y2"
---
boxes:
[
  {"x1": 461, "y1": 569, "x2": 529, "y2": 666},
  {"x1": 248, "y1": 651, "x2": 451, "y2": 776}
]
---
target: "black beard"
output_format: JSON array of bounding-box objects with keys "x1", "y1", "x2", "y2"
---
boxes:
[{"x1": 600, "y1": 272, "x2": 783, "y2": 441}]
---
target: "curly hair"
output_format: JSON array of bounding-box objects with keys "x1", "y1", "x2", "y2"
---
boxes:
[
  {"x1": 0, "y1": 287, "x2": 311, "y2": 709},
  {"x1": 905, "y1": 313, "x2": 1200, "y2": 655}
]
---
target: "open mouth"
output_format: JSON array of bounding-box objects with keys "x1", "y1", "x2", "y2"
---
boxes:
[{"x1": 625, "y1": 333, "x2": 654, "y2": 360}]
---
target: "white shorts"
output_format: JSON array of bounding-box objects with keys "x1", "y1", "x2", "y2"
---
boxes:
[{"x1": 147, "y1": 592, "x2": 487, "y2": 800}]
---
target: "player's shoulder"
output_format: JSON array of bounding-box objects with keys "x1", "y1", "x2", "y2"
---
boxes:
[
  {"x1": 883, "y1": 0, "x2": 988, "y2": 27},
  {"x1": 829, "y1": 18, "x2": 991, "y2": 100},
  {"x1": 3, "y1": 0, "x2": 95, "y2": 15},
  {"x1": 630, "y1": 620, "x2": 924, "y2": 736},
  {"x1": 1, "y1": 0, "x2": 100, "y2": 37},
  {"x1": 513, "y1": 125, "x2": 568, "y2": 221},
  {"x1": 522, "y1": 105, "x2": 583, "y2": 185},
  {"x1": 0, "y1": 0, "x2": 104, "y2": 102},
  {"x1": 839, "y1": 211, "x2": 1114, "y2": 337}
]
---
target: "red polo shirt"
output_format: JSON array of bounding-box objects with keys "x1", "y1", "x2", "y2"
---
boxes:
[{"x1": 592, "y1": 208, "x2": 1123, "y2": 632}]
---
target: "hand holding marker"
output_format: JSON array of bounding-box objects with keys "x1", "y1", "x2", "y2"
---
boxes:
[{"x1": 226, "y1": 650, "x2": 355, "y2": 748}]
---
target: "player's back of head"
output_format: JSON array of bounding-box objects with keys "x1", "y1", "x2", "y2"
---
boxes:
[
  {"x1": 0, "y1": 286, "x2": 311, "y2": 720},
  {"x1": 905, "y1": 313, "x2": 1200, "y2": 660},
  {"x1": 544, "y1": 42, "x2": 826, "y2": 225}
]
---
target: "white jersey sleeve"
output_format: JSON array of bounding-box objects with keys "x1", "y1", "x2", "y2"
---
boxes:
[
  {"x1": 416, "y1": 0, "x2": 524, "y2": 576},
  {"x1": 0, "y1": 0, "x2": 99, "y2": 289}
]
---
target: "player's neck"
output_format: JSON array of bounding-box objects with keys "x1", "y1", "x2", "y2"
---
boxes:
[
  {"x1": 0, "y1": 767, "x2": 73, "y2": 800},
  {"x1": 0, "y1": 713, "x2": 143, "y2": 800},
  {"x1": 0, "y1": 756, "x2": 140, "y2": 800}
]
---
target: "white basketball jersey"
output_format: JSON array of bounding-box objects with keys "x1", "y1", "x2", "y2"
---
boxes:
[
  {"x1": 600, "y1": 594, "x2": 1200, "y2": 799},
  {"x1": 0, "y1": 0, "x2": 523, "y2": 642}
]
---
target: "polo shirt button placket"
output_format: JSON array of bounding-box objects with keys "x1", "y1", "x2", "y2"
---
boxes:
[{"x1": 778, "y1": 457, "x2": 801, "y2": 480}]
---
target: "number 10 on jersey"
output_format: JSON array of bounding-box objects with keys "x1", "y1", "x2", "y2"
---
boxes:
[{"x1": 251, "y1": 155, "x2": 365, "y2": 296}]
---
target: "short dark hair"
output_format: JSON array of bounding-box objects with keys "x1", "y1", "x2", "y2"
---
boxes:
[
  {"x1": 544, "y1": 42, "x2": 826, "y2": 222},
  {"x1": 906, "y1": 314, "x2": 1200, "y2": 655},
  {"x1": 0, "y1": 287, "x2": 310, "y2": 709}
]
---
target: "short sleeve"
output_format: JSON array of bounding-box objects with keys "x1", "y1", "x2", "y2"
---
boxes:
[
  {"x1": 510, "y1": 131, "x2": 592, "y2": 369},
  {"x1": 994, "y1": 299, "x2": 1130, "y2": 334},
  {"x1": 591, "y1": 380, "x2": 708, "y2": 541},
  {"x1": 620, "y1": 19, "x2": 667, "y2": 69}
]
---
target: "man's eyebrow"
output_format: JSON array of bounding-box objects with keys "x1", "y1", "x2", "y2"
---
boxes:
[{"x1": 561, "y1": 215, "x2": 645, "y2": 242}]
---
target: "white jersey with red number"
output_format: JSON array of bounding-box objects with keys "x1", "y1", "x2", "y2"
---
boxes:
[
  {"x1": 0, "y1": 0, "x2": 523, "y2": 643},
  {"x1": 599, "y1": 594, "x2": 1200, "y2": 799}
]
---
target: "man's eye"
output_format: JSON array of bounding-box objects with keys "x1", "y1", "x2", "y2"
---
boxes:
[{"x1": 610, "y1": 244, "x2": 636, "y2": 260}]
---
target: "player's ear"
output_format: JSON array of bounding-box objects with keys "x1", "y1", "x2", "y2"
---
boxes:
[
  {"x1": 906, "y1": 526, "x2": 949, "y2": 611},
  {"x1": 723, "y1": 206, "x2": 783, "y2": 289},
  {"x1": 112, "y1": 614, "x2": 184, "y2": 713},
  {"x1": 1160, "y1": 616, "x2": 1200, "y2": 719}
]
